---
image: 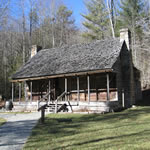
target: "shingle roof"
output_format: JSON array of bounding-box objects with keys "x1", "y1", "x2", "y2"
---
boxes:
[{"x1": 12, "y1": 38, "x2": 122, "y2": 80}]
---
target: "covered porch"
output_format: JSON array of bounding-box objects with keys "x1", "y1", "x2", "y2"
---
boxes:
[{"x1": 11, "y1": 70, "x2": 122, "y2": 113}]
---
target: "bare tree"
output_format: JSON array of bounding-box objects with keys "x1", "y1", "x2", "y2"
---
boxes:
[
  {"x1": 0, "y1": 0, "x2": 10, "y2": 26},
  {"x1": 0, "y1": 0, "x2": 80, "y2": 99},
  {"x1": 107, "y1": 0, "x2": 115, "y2": 38},
  {"x1": 19, "y1": 0, "x2": 26, "y2": 64}
]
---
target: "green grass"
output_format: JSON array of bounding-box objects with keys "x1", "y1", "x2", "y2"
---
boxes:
[
  {"x1": 24, "y1": 106, "x2": 150, "y2": 150},
  {"x1": 0, "y1": 118, "x2": 6, "y2": 126}
]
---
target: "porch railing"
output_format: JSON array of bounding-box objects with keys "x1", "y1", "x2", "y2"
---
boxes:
[
  {"x1": 38, "y1": 91, "x2": 72, "y2": 113},
  {"x1": 54, "y1": 91, "x2": 66, "y2": 113},
  {"x1": 37, "y1": 91, "x2": 52, "y2": 109}
]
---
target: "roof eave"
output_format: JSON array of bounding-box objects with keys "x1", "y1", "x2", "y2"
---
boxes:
[{"x1": 11, "y1": 68, "x2": 114, "y2": 82}]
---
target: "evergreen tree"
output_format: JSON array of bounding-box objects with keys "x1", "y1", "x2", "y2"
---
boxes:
[
  {"x1": 119, "y1": 0, "x2": 144, "y2": 26},
  {"x1": 55, "y1": 5, "x2": 76, "y2": 46},
  {"x1": 119, "y1": 0, "x2": 145, "y2": 65},
  {"x1": 81, "y1": 0, "x2": 109, "y2": 40},
  {"x1": 119, "y1": 0, "x2": 144, "y2": 40}
]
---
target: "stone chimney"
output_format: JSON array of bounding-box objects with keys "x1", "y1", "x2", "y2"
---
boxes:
[
  {"x1": 120, "y1": 28, "x2": 131, "y2": 50},
  {"x1": 31, "y1": 45, "x2": 42, "y2": 58}
]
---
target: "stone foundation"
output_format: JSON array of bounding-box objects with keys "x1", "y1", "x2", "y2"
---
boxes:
[{"x1": 13, "y1": 100, "x2": 121, "y2": 113}]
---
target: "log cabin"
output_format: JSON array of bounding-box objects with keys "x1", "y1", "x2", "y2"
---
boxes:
[{"x1": 11, "y1": 29, "x2": 141, "y2": 113}]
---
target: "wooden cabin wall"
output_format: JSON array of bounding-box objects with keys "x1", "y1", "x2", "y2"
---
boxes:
[
  {"x1": 27, "y1": 79, "x2": 53, "y2": 101},
  {"x1": 113, "y1": 56, "x2": 124, "y2": 106},
  {"x1": 134, "y1": 69, "x2": 142, "y2": 102},
  {"x1": 58, "y1": 73, "x2": 118, "y2": 102},
  {"x1": 119, "y1": 44, "x2": 135, "y2": 107},
  {"x1": 25, "y1": 73, "x2": 118, "y2": 102},
  {"x1": 112, "y1": 43, "x2": 141, "y2": 107}
]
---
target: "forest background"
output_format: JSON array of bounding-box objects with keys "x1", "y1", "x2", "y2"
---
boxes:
[{"x1": 0, "y1": 0, "x2": 149, "y2": 99}]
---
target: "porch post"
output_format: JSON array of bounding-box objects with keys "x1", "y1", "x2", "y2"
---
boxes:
[
  {"x1": 96, "y1": 88, "x2": 98, "y2": 101},
  {"x1": 19, "y1": 82, "x2": 21, "y2": 103},
  {"x1": 106, "y1": 73, "x2": 110, "y2": 101},
  {"x1": 65, "y1": 78, "x2": 67, "y2": 101},
  {"x1": 87, "y1": 75, "x2": 90, "y2": 103},
  {"x1": 122, "y1": 89, "x2": 125, "y2": 107},
  {"x1": 24, "y1": 81, "x2": 27, "y2": 102},
  {"x1": 77, "y1": 76, "x2": 80, "y2": 105},
  {"x1": 12, "y1": 82, "x2": 14, "y2": 102},
  {"x1": 48, "y1": 80, "x2": 51, "y2": 102},
  {"x1": 30, "y1": 81, "x2": 32, "y2": 103}
]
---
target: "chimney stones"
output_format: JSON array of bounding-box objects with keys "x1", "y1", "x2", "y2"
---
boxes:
[
  {"x1": 120, "y1": 28, "x2": 131, "y2": 50},
  {"x1": 31, "y1": 45, "x2": 42, "y2": 58}
]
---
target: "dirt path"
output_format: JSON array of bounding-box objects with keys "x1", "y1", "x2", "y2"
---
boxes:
[{"x1": 0, "y1": 112, "x2": 40, "y2": 150}]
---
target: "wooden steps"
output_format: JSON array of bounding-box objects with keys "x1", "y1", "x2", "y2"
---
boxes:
[
  {"x1": 46, "y1": 103, "x2": 62, "y2": 113},
  {"x1": 46, "y1": 103, "x2": 68, "y2": 113}
]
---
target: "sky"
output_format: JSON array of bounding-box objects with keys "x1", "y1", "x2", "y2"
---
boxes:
[
  {"x1": 63, "y1": 0, "x2": 86, "y2": 27},
  {"x1": 9, "y1": 0, "x2": 86, "y2": 28}
]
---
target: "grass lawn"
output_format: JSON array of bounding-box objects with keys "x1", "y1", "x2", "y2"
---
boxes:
[
  {"x1": 24, "y1": 106, "x2": 150, "y2": 150},
  {"x1": 0, "y1": 118, "x2": 6, "y2": 126}
]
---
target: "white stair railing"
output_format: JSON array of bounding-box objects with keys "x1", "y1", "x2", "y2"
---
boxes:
[
  {"x1": 54, "y1": 91, "x2": 66, "y2": 113},
  {"x1": 37, "y1": 91, "x2": 52, "y2": 109}
]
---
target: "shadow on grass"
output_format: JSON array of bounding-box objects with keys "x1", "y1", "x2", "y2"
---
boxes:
[
  {"x1": 53, "y1": 129, "x2": 150, "y2": 150},
  {"x1": 32, "y1": 106, "x2": 150, "y2": 133},
  {"x1": 24, "y1": 106, "x2": 150, "y2": 149}
]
